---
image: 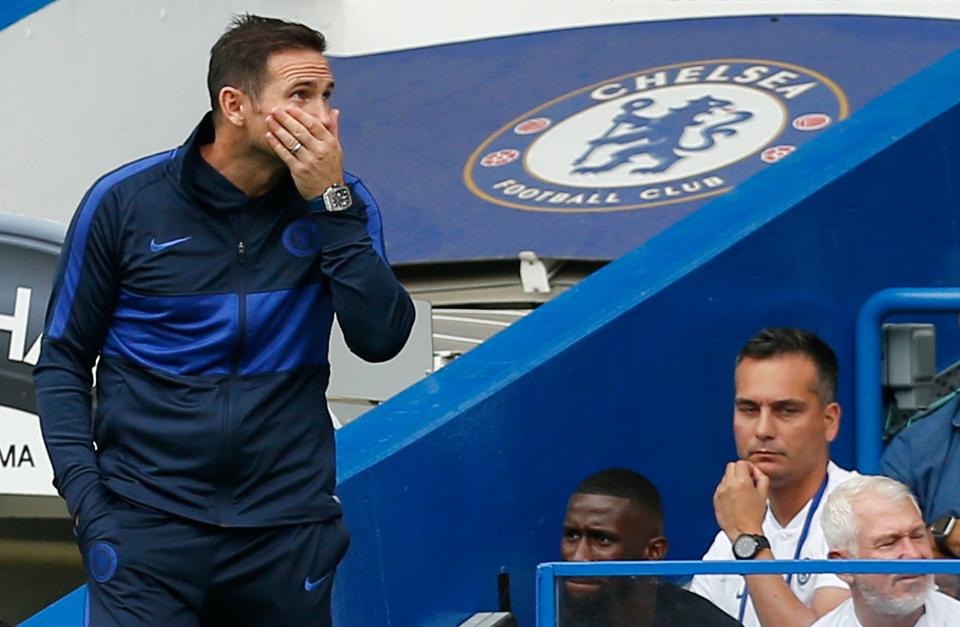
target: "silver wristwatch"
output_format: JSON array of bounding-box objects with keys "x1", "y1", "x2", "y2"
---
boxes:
[{"x1": 321, "y1": 183, "x2": 352, "y2": 212}]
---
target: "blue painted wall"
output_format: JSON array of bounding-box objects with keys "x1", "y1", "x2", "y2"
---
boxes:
[
  {"x1": 334, "y1": 15, "x2": 960, "y2": 263},
  {"x1": 331, "y1": 49, "x2": 960, "y2": 626}
]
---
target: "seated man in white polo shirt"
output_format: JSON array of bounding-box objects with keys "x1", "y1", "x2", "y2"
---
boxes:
[
  {"x1": 690, "y1": 328, "x2": 855, "y2": 626},
  {"x1": 814, "y1": 475, "x2": 960, "y2": 626}
]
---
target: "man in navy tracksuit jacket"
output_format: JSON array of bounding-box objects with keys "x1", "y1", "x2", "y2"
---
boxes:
[{"x1": 33, "y1": 15, "x2": 414, "y2": 626}]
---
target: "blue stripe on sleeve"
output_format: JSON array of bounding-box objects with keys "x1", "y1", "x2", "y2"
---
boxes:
[
  {"x1": 47, "y1": 150, "x2": 176, "y2": 339},
  {"x1": 345, "y1": 172, "x2": 386, "y2": 260}
]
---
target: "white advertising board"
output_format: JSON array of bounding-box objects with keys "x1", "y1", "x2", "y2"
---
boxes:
[{"x1": 0, "y1": 405, "x2": 54, "y2": 496}]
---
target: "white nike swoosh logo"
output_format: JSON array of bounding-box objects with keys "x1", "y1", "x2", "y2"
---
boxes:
[{"x1": 149, "y1": 236, "x2": 192, "y2": 252}]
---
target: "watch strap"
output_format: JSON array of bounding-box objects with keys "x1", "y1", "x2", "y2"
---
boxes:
[
  {"x1": 752, "y1": 534, "x2": 771, "y2": 557},
  {"x1": 932, "y1": 515, "x2": 957, "y2": 555}
]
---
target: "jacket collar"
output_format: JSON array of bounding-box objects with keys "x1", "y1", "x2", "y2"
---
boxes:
[{"x1": 175, "y1": 112, "x2": 300, "y2": 211}]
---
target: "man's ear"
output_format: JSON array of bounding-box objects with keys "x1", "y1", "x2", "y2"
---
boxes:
[
  {"x1": 823, "y1": 401, "x2": 841, "y2": 443},
  {"x1": 218, "y1": 86, "x2": 248, "y2": 128},
  {"x1": 645, "y1": 536, "x2": 669, "y2": 561},
  {"x1": 828, "y1": 548, "x2": 854, "y2": 584}
]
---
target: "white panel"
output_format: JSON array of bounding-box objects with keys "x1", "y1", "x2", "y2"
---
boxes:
[
  {"x1": 0, "y1": 406, "x2": 55, "y2": 496},
  {"x1": 333, "y1": 0, "x2": 960, "y2": 55},
  {"x1": 328, "y1": 299, "x2": 433, "y2": 402}
]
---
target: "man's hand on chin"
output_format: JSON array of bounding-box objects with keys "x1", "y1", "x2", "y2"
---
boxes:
[{"x1": 714, "y1": 460, "x2": 769, "y2": 542}]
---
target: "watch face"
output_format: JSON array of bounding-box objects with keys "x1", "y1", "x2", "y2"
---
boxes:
[
  {"x1": 932, "y1": 516, "x2": 955, "y2": 537},
  {"x1": 734, "y1": 535, "x2": 758, "y2": 559},
  {"x1": 333, "y1": 187, "x2": 351, "y2": 205},
  {"x1": 323, "y1": 184, "x2": 353, "y2": 211}
]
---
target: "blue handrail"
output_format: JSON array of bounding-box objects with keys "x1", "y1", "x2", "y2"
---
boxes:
[
  {"x1": 536, "y1": 559, "x2": 960, "y2": 626},
  {"x1": 854, "y1": 287, "x2": 960, "y2": 473}
]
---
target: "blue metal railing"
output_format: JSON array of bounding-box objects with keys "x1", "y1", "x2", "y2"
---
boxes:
[
  {"x1": 854, "y1": 287, "x2": 960, "y2": 473},
  {"x1": 536, "y1": 559, "x2": 960, "y2": 626}
]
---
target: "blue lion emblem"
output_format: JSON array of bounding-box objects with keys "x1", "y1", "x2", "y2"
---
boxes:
[{"x1": 572, "y1": 95, "x2": 753, "y2": 175}]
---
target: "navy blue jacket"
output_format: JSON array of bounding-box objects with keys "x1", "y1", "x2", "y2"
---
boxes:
[{"x1": 34, "y1": 114, "x2": 415, "y2": 532}]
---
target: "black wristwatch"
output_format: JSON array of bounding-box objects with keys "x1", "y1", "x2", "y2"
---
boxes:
[
  {"x1": 931, "y1": 515, "x2": 957, "y2": 556},
  {"x1": 733, "y1": 534, "x2": 771, "y2": 560}
]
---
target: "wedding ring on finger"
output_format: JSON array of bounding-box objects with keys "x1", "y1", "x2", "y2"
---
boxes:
[{"x1": 290, "y1": 141, "x2": 303, "y2": 155}]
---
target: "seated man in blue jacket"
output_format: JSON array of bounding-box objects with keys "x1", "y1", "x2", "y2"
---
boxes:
[
  {"x1": 33, "y1": 14, "x2": 414, "y2": 627},
  {"x1": 881, "y1": 394, "x2": 960, "y2": 596},
  {"x1": 559, "y1": 468, "x2": 741, "y2": 627}
]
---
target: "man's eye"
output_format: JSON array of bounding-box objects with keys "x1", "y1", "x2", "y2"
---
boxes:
[
  {"x1": 595, "y1": 535, "x2": 614, "y2": 546},
  {"x1": 563, "y1": 531, "x2": 580, "y2": 541}
]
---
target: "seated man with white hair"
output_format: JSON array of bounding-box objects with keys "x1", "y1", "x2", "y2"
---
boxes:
[{"x1": 814, "y1": 475, "x2": 960, "y2": 626}]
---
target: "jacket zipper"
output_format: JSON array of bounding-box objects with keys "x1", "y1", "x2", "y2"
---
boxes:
[{"x1": 218, "y1": 210, "x2": 248, "y2": 525}]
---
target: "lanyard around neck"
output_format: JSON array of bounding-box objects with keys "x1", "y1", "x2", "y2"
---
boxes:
[{"x1": 737, "y1": 470, "x2": 830, "y2": 623}]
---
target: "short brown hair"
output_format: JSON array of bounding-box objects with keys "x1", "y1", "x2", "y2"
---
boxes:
[{"x1": 207, "y1": 14, "x2": 327, "y2": 113}]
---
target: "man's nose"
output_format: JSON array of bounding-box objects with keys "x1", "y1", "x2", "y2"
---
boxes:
[
  {"x1": 755, "y1": 408, "x2": 776, "y2": 439},
  {"x1": 571, "y1": 539, "x2": 592, "y2": 562},
  {"x1": 312, "y1": 99, "x2": 332, "y2": 119}
]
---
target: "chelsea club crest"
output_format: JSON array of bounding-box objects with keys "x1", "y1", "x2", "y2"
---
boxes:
[{"x1": 464, "y1": 59, "x2": 848, "y2": 213}]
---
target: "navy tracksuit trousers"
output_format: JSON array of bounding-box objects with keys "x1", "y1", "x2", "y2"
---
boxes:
[{"x1": 80, "y1": 495, "x2": 350, "y2": 627}]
